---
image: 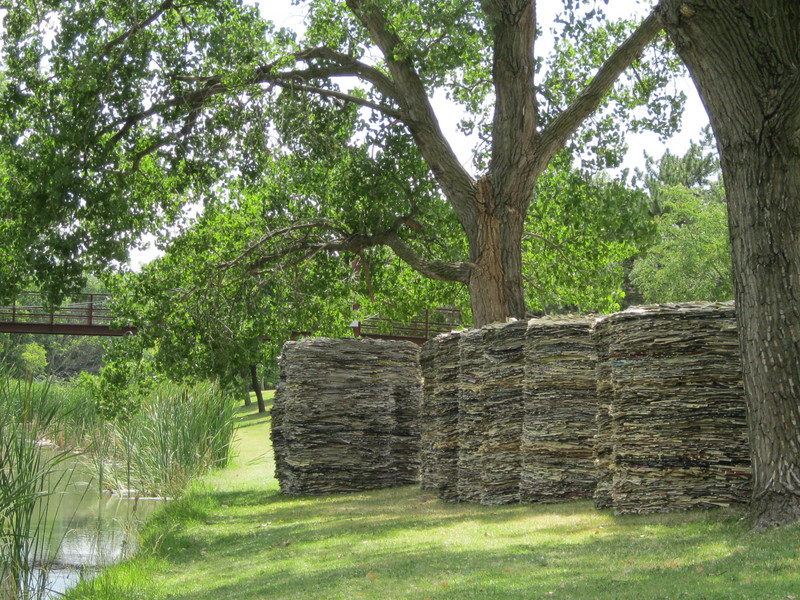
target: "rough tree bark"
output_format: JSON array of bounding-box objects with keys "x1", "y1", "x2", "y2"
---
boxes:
[{"x1": 660, "y1": 0, "x2": 800, "y2": 527}]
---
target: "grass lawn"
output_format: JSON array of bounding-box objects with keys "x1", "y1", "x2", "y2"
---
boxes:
[{"x1": 67, "y1": 396, "x2": 800, "y2": 600}]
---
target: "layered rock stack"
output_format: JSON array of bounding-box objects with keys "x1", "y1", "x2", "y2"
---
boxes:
[
  {"x1": 592, "y1": 303, "x2": 751, "y2": 514},
  {"x1": 477, "y1": 321, "x2": 528, "y2": 504},
  {"x1": 456, "y1": 328, "x2": 486, "y2": 502},
  {"x1": 424, "y1": 320, "x2": 590, "y2": 506},
  {"x1": 274, "y1": 303, "x2": 753, "y2": 513},
  {"x1": 521, "y1": 318, "x2": 598, "y2": 503},
  {"x1": 427, "y1": 332, "x2": 462, "y2": 501},
  {"x1": 592, "y1": 326, "x2": 615, "y2": 509},
  {"x1": 271, "y1": 337, "x2": 422, "y2": 495},
  {"x1": 419, "y1": 340, "x2": 439, "y2": 491},
  {"x1": 270, "y1": 363, "x2": 289, "y2": 487}
]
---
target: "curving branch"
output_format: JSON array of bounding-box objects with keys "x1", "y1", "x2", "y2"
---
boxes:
[
  {"x1": 102, "y1": 0, "x2": 174, "y2": 56},
  {"x1": 292, "y1": 47, "x2": 399, "y2": 100},
  {"x1": 103, "y1": 53, "x2": 407, "y2": 160},
  {"x1": 231, "y1": 214, "x2": 472, "y2": 285},
  {"x1": 379, "y1": 231, "x2": 472, "y2": 283},
  {"x1": 534, "y1": 9, "x2": 664, "y2": 173},
  {"x1": 221, "y1": 219, "x2": 346, "y2": 271},
  {"x1": 344, "y1": 0, "x2": 477, "y2": 228}
]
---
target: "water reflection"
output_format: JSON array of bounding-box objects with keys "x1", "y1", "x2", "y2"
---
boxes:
[{"x1": 37, "y1": 452, "x2": 163, "y2": 598}]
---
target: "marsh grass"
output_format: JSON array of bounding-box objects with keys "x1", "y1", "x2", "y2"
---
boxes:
[
  {"x1": 1, "y1": 371, "x2": 238, "y2": 598},
  {"x1": 66, "y1": 399, "x2": 800, "y2": 600},
  {"x1": 2, "y1": 379, "x2": 103, "y2": 452},
  {"x1": 0, "y1": 374, "x2": 77, "y2": 599},
  {"x1": 101, "y1": 382, "x2": 237, "y2": 499}
]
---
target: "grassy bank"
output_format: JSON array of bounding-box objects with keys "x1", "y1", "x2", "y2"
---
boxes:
[{"x1": 66, "y1": 397, "x2": 800, "y2": 600}]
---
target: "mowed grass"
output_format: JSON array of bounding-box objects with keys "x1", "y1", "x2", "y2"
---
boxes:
[{"x1": 68, "y1": 396, "x2": 800, "y2": 600}]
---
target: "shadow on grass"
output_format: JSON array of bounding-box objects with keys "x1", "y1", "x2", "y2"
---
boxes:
[
  {"x1": 71, "y1": 397, "x2": 800, "y2": 600},
  {"x1": 153, "y1": 500, "x2": 800, "y2": 600},
  {"x1": 141, "y1": 476, "x2": 800, "y2": 599}
]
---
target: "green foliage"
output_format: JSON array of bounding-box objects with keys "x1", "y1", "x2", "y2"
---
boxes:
[
  {"x1": 0, "y1": 332, "x2": 106, "y2": 379},
  {"x1": 0, "y1": 0, "x2": 282, "y2": 303},
  {"x1": 45, "y1": 335, "x2": 106, "y2": 378},
  {"x1": 524, "y1": 156, "x2": 655, "y2": 313},
  {"x1": 13, "y1": 341, "x2": 47, "y2": 378},
  {"x1": 107, "y1": 134, "x2": 469, "y2": 383},
  {"x1": 630, "y1": 140, "x2": 733, "y2": 303},
  {"x1": 78, "y1": 341, "x2": 157, "y2": 420}
]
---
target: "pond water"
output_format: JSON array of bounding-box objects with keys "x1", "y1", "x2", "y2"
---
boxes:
[{"x1": 35, "y1": 451, "x2": 164, "y2": 598}]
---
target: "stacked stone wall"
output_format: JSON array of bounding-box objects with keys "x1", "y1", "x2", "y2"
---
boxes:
[
  {"x1": 593, "y1": 303, "x2": 751, "y2": 514},
  {"x1": 271, "y1": 337, "x2": 421, "y2": 495},
  {"x1": 419, "y1": 304, "x2": 750, "y2": 513},
  {"x1": 273, "y1": 302, "x2": 752, "y2": 514}
]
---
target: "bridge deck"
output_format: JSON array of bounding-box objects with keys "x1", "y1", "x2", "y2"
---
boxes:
[
  {"x1": 0, "y1": 292, "x2": 136, "y2": 336},
  {"x1": 0, "y1": 293, "x2": 460, "y2": 341}
]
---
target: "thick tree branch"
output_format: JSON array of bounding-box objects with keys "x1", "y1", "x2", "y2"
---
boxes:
[
  {"x1": 237, "y1": 215, "x2": 471, "y2": 285},
  {"x1": 482, "y1": 0, "x2": 540, "y2": 200},
  {"x1": 379, "y1": 231, "x2": 472, "y2": 284},
  {"x1": 293, "y1": 47, "x2": 399, "y2": 100},
  {"x1": 535, "y1": 9, "x2": 664, "y2": 172},
  {"x1": 104, "y1": 56, "x2": 404, "y2": 157},
  {"x1": 344, "y1": 0, "x2": 477, "y2": 229}
]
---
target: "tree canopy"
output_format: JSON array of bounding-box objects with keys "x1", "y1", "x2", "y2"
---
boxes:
[{"x1": 0, "y1": 0, "x2": 681, "y2": 324}]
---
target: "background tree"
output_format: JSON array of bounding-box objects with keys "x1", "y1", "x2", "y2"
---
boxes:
[
  {"x1": 0, "y1": 0, "x2": 681, "y2": 325},
  {"x1": 630, "y1": 139, "x2": 732, "y2": 303},
  {"x1": 525, "y1": 154, "x2": 654, "y2": 313},
  {"x1": 106, "y1": 164, "x2": 469, "y2": 403},
  {"x1": 659, "y1": 0, "x2": 800, "y2": 527},
  {"x1": 12, "y1": 342, "x2": 47, "y2": 379}
]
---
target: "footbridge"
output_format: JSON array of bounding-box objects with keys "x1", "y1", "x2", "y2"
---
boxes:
[
  {"x1": 0, "y1": 292, "x2": 461, "y2": 342},
  {"x1": 0, "y1": 292, "x2": 136, "y2": 336}
]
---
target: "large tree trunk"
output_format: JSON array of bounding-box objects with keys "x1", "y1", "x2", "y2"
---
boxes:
[
  {"x1": 661, "y1": 0, "x2": 800, "y2": 527},
  {"x1": 467, "y1": 177, "x2": 528, "y2": 327}
]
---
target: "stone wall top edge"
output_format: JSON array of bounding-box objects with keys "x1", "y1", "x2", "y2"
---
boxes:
[
  {"x1": 281, "y1": 336, "x2": 423, "y2": 352},
  {"x1": 592, "y1": 301, "x2": 736, "y2": 329}
]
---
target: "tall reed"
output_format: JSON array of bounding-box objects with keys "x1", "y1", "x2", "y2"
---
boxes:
[
  {"x1": 101, "y1": 382, "x2": 237, "y2": 499},
  {"x1": 20, "y1": 380, "x2": 102, "y2": 451},
  {"x1": 0, "y1": 374, "x2": 74, "y2": 600}
]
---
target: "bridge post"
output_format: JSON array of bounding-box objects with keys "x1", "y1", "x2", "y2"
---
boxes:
[{"x1": 88, "y1": 294, "x2": 94, "y2": 326}]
